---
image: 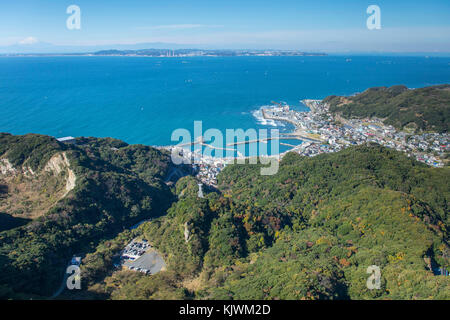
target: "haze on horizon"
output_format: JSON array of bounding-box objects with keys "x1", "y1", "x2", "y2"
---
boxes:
[{"x1": 1, "y1": 0, "x2": 450, "y2": 54}]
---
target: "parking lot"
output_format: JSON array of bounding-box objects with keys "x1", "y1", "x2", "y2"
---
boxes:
[
  {"x1": 121, "y1": 239, "x2": 150, "y2": 260},
  {"x1": 123, "y1": 249, "x2": 166, "y2": 275},
  {"x1": 121, "y1": 238, "x2": 166, "y2": 275}
]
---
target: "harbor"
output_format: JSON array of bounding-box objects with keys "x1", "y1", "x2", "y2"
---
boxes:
[{"x1": 162, "y1": 99, "x2": 448, "y2": 188}]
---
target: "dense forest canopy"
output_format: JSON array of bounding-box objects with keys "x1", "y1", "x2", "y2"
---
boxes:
[
  {"x1": 0, "y1": 132, "x2": 449, "y2": 300},
  {"x1": 0, "y1": 133, "x2": 174, "y2": 298},
  {"x1": 69, "y1": 145, "x2": 450, "y2": 300},
  {"x1": 323, "y1": 84, "x2": 450, "y2": 133}
]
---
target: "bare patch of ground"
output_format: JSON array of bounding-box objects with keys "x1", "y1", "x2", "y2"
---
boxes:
[{"x1": 0, "y1": 152, "x2": 76, "y2": 219}]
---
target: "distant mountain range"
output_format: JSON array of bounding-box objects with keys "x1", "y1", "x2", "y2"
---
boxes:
[
  {"x1": 0, "y1": 42, "x2": 327, "y2": 57},
  {"x1": 2, "y1": 40, "x2": 450, "y2": 56}
]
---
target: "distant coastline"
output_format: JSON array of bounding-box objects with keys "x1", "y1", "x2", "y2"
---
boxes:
[{"x1": 0, "y1": 48, "x2": 328, "y2": 58}]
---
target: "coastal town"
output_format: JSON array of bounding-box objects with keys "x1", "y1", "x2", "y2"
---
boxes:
[
  {"x1": 7, "y1": 49, "x2": 328, "y2": 58},
  {"x1": 162, "y1": 99, "x2": 448, "y2": 188},
  {"x1": 266, "y1": 99, "x2": 448, "y2": 168}
]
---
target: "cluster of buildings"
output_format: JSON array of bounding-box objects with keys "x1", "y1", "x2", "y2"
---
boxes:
[
  {"x1": 270, "y1": 100, "x2": 448, "y2": 168},
  {"x1": 91, "y1": 49, "x2": 326, "y2": 58},
  {"x1": 291, "y1": 141, "x2": 343, "y2": 157},
  {"x1": 163, "y1": 146, "x2": 227, "y2": 186},
  {"x1": 405, "y1": 133, "x2": 448, "y2": 166},
  {"x1": 193, "y1": 159, "x2": 225, "y2": 186},
  {"x1": 162, "y1": 100, "x2": 447, "y2": 189}
]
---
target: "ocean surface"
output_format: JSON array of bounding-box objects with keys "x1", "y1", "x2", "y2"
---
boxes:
[{"x1": 1, "y1": 55, "x2": 450, "y2": 155}]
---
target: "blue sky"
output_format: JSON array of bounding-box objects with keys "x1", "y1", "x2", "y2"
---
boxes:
[{"x1": 1, "y1": 0, "x2": 450, "y2": 52}]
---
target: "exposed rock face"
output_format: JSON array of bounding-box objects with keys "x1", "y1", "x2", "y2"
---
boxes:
[
  {"x1": 44, "y1": 153, "x2": 68, "y2": 175},
  {"x1": 197, "y1": 183, "x2": 204, "y2": 198},
  {"x1": 0, "y1": 159, "x2": 17, "y2": 175},
  {"x1": 1, "y1": 152, "x2": 76, "y2": 194},
  {"x1": 44, "y1": 152, "x2": 76, "y2": 194},
  {"x1": 65, "y1": 168, "x2": 76, "y2": 194},
  {"x1": 184, "y1": 222, "x2": 190, "y2": 243},
  {"x1": 0, "y1": 152, "x2": 77, "y2": 219}
]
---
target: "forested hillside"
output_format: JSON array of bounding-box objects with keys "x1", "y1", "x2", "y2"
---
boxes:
[
  {"x1": 0, "y1": 133, "x2": 175, "y2": 298},
  {"x1": 1, "y1": 133, "x2": 448, "y2": 300},
  {"x1": 67, "y1": 144, "x2": 449, "y2": 300},
  {"x1": 323, "y1": 84, "x2": 450, "y2": 133}
]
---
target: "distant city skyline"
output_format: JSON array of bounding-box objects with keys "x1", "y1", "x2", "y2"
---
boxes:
[{"x1": 1, "y1": 0, "x2": 450, "y2": 53}]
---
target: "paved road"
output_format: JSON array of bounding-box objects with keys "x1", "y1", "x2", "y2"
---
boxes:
[{"x1": 50, "y1": 262, "x2": 71, "y2": 299}]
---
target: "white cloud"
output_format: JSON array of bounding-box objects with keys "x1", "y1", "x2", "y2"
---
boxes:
[{"x1": 18, "y1": 37, "x2": 39, "y2": 45}]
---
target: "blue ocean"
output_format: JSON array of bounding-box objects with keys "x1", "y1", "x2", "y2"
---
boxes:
[{"x1": 1, "y1": 56, "x2": 450, "y2": 154}]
